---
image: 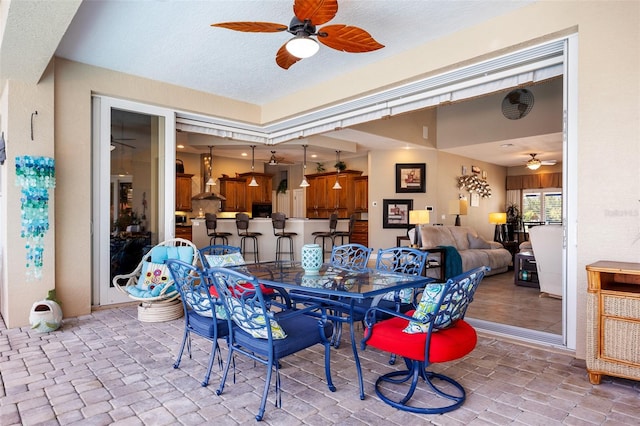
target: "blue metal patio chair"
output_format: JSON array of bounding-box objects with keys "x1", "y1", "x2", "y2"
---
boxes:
[
  {"x1": 361, "y1": 266, "x2": 488, "y2": 414},
  {"x1": 207, "y1": 267, "x2": 335, "y2": 421},
  {"x1": 199, "y1": 244, "x2": 290, "y2": 309},
  {"x1": 166, "y1": 259, "x2": 229, "y2": 387}
]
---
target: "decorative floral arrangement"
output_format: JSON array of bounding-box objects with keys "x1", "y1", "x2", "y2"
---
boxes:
[
  {"x1": 15, "y1": 156, "x2": 56, "y2": 280},
  {"x1": 457, "y1": 174, "x2": 492, "y2": 198}
]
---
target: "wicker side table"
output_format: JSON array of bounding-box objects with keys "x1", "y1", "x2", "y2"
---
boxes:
[{"x1": 586, "y1": 261, "x2": 640, "y2": 384}]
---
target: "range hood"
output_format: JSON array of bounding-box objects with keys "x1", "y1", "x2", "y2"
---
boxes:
[{"x1": 192, "y1": 191, "x2": 226, "y2": 201}]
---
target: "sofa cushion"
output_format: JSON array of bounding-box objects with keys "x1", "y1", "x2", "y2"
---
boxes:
[
  {"x1": 420, "y1": 226, "x2": 456, "y2": 249},
  {"x1": 468, "y1": 234, "x2": 491, "y2": 249},
  {"x1": 448, "y1": 226, "x2": 476, "y2": 251}
]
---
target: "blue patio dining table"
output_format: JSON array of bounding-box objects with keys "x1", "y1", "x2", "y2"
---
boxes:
[{"x1": 226, "y1": 260, "x2": 433, "y2": 399}]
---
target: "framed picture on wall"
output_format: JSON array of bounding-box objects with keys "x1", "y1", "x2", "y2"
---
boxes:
[
  {"x1": 383, "y1": 199, "x2": 413, "y2": 228},
  {"x1": 395, "y1": 163, "x2": 426, "y2": 193}
]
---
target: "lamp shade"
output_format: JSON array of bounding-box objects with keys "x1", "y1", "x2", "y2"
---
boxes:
[
  {"x1": 409, "y1": 210, "x2": 430, "y2": 225},
  {"x1": 448, "y1": 199, "x2": 468, "y2": 215},
  {"x1": 489, "y1": 212, "x2": 507, "y2": 224},
  {"x1": 286, "y1": 36, "x2": 320, "y2": 58}
]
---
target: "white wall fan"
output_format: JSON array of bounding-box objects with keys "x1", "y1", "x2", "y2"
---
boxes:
[{"x1": 525, "y1": 153, "x2": 557, "y2": 170}]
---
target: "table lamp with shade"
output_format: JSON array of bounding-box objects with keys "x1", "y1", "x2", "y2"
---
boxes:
[
  {"x1": 489, "y1": 212, "x2": 507, "y2": 242},
  {"x1": 409, "y1": 210, "x2": 430, "y2": 247},
  {"x1": 448, "y1": 199, "x2": 468, "y2": 226}
]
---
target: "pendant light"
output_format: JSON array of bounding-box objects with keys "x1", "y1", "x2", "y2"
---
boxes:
[
  {"x1": 299, "y1": 145, "x2": 310, "y2": 187},
  {"x1": 206, "y1": 145, "x2": 216, "y2": 187},
  {"x1": 248, "y1": 145, "x2": 259, "y2": 187},
  {"x1": 332, "y1": 150, "x2": 342, "y2": 190}
]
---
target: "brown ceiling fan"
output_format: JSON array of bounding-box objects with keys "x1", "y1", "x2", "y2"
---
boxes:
[{"x1": 211, "y1": 0, "x2": 384, "y2": 69}]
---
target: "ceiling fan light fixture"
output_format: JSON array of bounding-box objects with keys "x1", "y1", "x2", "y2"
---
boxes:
[
  {"x1": 286, "y1": 35, "x2": 319, "y2": 58},
  {"x1": 526, "y1": 153, "x2": 542, "y2": 170},
  {"x1": 527, "y1": 159, "x2": 542, "y2": 170},
  {"x1": 268, "y1": 151, "x2": 278, "y2": 165}
]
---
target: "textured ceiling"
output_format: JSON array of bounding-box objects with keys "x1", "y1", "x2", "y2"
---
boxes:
[{"x1": 55, "y1": 0, "x2": 533, "y2": 105}]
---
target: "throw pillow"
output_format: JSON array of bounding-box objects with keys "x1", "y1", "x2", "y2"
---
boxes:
[
  {"x1": 468, "y1": 234, "x2": 491, "y2": 249},
  {"x1": 403, "y1": 283, "x2": 447, "y2": 334},
  {"x1": 140, "y1": 261, "x2": 172, "y2": 290},
  {"x1": 205, "y1": 252, "x2": 245, "y2": 268},
  {"x1": 227, "y1": 298, "x2": 286, "y2": 339}
]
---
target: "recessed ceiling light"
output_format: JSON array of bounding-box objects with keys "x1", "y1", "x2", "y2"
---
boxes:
[
  {"x1": 241, "y1": 152, "x2": 248, "y2": 157},
  {"x1": 311, "y1": 154, "x2": 317, "y2": 158},
  {"x1": 177, "y1": 144, "x2": 185, "y2": 149},
  {"x1": 500, "y1": 143, "x2": 514, "y2": 148}
]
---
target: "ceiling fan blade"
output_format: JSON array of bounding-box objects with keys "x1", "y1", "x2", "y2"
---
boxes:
[
  {"x1": 541, "y1": 160, "x2": 557, "y2": 165},
  {"x1": 211, "y1": 22, "x2": 288, "y2": 33},
  {"x1": 294, "y1": 0, "x2": 338, "y2": 26},
  {"x1": 318, "y1": 25, "x2": 384, "y2": 53},
  {"x1": 276, "y1": 43, "x2": 303, "y2": 69}
]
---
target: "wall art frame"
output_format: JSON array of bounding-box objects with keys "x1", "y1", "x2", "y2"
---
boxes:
[
  {"x1": 395, "y1": 163, "x2": 426, "y2": 193},
  {"x1": 383, "y1": 199, "x2": 413, "y2": 228}
]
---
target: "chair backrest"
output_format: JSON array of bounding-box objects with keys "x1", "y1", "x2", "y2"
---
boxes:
[
  {"x1": 167, "y1": 259, "x2": 218, "y2": 318},
  {"x1": 205, "y1": 213, "x2": 218, "y2": 232},
  {"x1": 344, "y1": 213, "x2": 357, "y2": 235},
  {"x1": 236, "y1": 212, "x2": 250, "y2": 234},
  {"x1": 199, "y1": 245, "x2": 243, "y2": 268},
  {"x1": 328, "y1": 213, "x2": 339, "y2": 233},
  {"x1": 330, "y1": 243, "x2": 372, "y2": 271},
  {"x1": 375, "y1": 247, "x2": 427, "y2": 276},
  {"x1": 528, "y1": 225, "x2": 562, "y2": 297},
  {"x1": 272, "y1": 212, "x2": 287, "y2": 234},
  {"x1": 434, "y1": 267, "x2": 487, "y2": 329},
  {"x1": 207, "y1": 267, "x2": 285, "y2": 340}
]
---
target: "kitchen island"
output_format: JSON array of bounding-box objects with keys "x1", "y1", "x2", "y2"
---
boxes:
[{"x1": 191, "y1": 217, "x2": 352, "y2": 262}]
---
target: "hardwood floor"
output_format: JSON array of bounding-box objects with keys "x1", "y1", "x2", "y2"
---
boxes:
[{"x1": 466, "y1": 270, "x2": 562, "y2": 335}]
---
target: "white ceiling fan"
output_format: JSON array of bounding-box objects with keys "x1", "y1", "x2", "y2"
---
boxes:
[{"x1": 525, "y1": 153, "x2": 557, "y2": 170}]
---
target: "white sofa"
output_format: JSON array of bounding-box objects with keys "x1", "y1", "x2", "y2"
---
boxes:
[
  {"x1": 418, "y1": 225, "x2": 512, "y2": 278},
  {"x1": 528, "y1": 225, "x2": 563, "y2": 298}
]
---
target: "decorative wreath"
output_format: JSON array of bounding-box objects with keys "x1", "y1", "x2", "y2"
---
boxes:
[{"x1": 457, "y1": 175, "x2": 492, "y2": 198}]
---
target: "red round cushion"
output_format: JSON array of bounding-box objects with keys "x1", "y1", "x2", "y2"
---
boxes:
[{"x1": 364, "y1": 314, "x2": 477, "y2": 363}]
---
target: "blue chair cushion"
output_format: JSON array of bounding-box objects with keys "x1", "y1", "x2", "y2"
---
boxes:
[
  {"x1": 233, "y1": 313, "x2": 333, "y2": 359},
  {"x1": 187, "y1": 309, "x2": 229, "y2": 339}
]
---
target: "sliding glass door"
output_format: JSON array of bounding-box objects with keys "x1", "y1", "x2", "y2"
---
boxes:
[{"x1": 92, "y1": 97, "x2": 176, "y2": 305}]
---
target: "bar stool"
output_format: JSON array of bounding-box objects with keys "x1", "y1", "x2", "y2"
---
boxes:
[
  {"x1": 235, "y1": 213, "x2": 261, "y2": 262},
  {"x1": 272, "y1": 212, "x2": 297, "y2": 261},
  {"x1": 205, "y1": 213, "x2": 232, "y2": 245},
  {"x1": 334, "y1": 213, "x2": 357, "y2": 245},
  {"x1": 312, "y1": 213, "x2": 338, "y2": 261}
]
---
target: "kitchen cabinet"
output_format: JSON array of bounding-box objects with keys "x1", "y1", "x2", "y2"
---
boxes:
[
  {"x1": 354, "y1": 176, "x2": 368, "y2": 212},
  {"x1": 350, "y1": 220, "x2": 368, "y2": 246},
  {"x1": 586, "y1": 261, "x2": 640, "y2": 385},
  {"x1": 219, "y1": 177, "x2": 247, "y2": 212},
  {"x1": 176, "y1": 173, "x2": 193, "y2": 211},
  {"x1": 306, "y1": 174, "x2": 328, "y2": 218},
  {"x1": 305, "y1": 170, "x2": 362, "y2": 218},
  {"x1": 175, "y1": 226, "x2": 192, "y2": 241},
  {"x1": 239, "y1": 172, "x2": 273, "y2": 205}
]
